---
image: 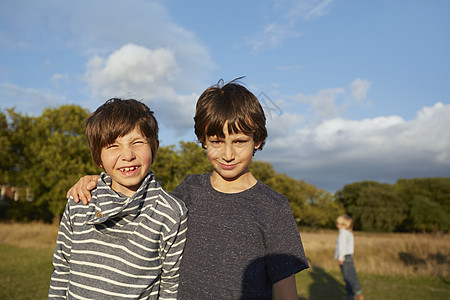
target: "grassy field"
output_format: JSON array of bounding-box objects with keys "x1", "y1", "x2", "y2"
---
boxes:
[
  {"x1": 0, "y1": 222, "x2": 57, "y2": 299},
  {"x1": 1, "y1": 222, "x2": 449, "y2": 299}
]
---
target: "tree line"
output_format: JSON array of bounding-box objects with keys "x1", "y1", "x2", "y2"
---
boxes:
[{"x1": 1, "y1": 105, "x2": 449, "y2": 233}]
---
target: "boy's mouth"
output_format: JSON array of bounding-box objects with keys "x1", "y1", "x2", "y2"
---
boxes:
[
  {"x1": 219, "y1": 163, "x2": 237, "y2": 170},
  {"x1": 118, "y1": 166, "x2": 140, "y2": 173}
]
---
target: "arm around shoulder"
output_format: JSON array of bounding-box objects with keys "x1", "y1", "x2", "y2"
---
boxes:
[{"x1": 66, "y1": 175, "x2": 99, "y2": 204}]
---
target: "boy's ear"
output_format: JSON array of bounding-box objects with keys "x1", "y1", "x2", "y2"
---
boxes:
[
  {"x1": 254, "y1": 140, "x2": 263, "y2": 150},
  {"x1": 151, "y1": 140, "x2": 160, "y2": 164},
  {"x1": 153, "y1": 140, "x2": 160, "y2": 156}
]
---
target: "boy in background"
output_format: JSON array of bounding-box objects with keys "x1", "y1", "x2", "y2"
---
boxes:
[
  {"x1": 68, "y1": 79, "x2": 309, "y2": 299},
  {"x1": 335, "y1": 214, "x2": 364, "y2": 300},
  {"x1": 48, "y1": 99, "x2": 187, "y2": 299}
]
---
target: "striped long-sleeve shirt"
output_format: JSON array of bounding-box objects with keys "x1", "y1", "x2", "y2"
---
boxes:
[{"x1": 48, "y1": 171, "x2": 188, "y2": 300}]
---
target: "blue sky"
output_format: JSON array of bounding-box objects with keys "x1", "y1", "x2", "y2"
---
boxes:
[{"x1": 1, "y1": 0, "x2": 449, "y2": 192}]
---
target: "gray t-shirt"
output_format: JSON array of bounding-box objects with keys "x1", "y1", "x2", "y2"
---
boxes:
[{"x1": 172, "y1": 173, "x2": 309, "y2": 299}]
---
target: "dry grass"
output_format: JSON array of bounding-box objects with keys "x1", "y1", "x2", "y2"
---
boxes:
[
  {"x1": 300, "y1": 229, "x2": 450, "y2": 278},
  {"x1": 1, "y1": 222, "x2": 449, "y2": 278},
  {"x1": 0, "y1": 222, "x2": 58, "y2": 249}
]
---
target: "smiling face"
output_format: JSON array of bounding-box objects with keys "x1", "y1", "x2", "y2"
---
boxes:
[
  {"x1": 206, "y1": 122, "x2": 262, "y2": 192},
  {"x1": 100, "y1": 127, "x2": 156, "y2": 197}
]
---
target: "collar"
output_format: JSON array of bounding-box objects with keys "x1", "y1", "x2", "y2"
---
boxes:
[{"x1": 85, "y1": 171, "x2": 156, "y2": 225}]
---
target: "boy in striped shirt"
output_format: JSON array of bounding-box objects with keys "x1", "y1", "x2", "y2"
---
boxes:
[{"x1": 48, "y1": 98, "x2": 187, "y2": 299}]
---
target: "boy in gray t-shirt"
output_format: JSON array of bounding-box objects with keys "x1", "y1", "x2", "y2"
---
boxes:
[{"x1": 68, "y1": 79, "x2": 309, "y2": 299}]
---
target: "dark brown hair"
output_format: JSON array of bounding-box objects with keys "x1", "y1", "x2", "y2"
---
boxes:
[
  {"x1": 194, "y1": 78, "x2": 267, "y2": 152},
  {"x1": 85, "y1": 98, "x2": 159, "y2": 166}
]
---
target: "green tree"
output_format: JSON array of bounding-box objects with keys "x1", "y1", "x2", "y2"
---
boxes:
[
  {"x1": 0, "y1": 104, "x2": 345, "y2": 228},
  {"x1": 409, "y1": 195, "x2": 449, "y2": 232},
  {"x1": 0, "y1": 111, "x2": 13, "y2": 184},
  {"x1": 301, "y1": 188, "x2": 344, "y2": 229},
  {"x1": 335, "y1": 181, "x2": 375, "y2": 224},
  {"x1": 3, "y1": 108, "x2": 34, "y2": 187},
  {"x1": 152, "y1": 141, "x2": 211, "y2": 192},
  {"x1": 152, "y1": 144, "x2": 182, "y2": 191},
  {"x1": 266, "y1": 172, "x2": 306, "y2": 221},
  {"x1": 20, "y1": 105, "x2": 99, "y2": 221},
  {"x1": 336, "y1": 181, "x2": 407, "y2": 232},
  {"x1": 396, "y1": 178, "x2": 450, "y2": 232},
  {"x1": 356, "y1": 184, "x2": 406, "y2": 232},
  {"x1": 250, "y1": 160, "x2": 276, "y2": 183},
  {"x1": 0, "y1": 109, "x2": 36, "y2": 221},
  {"x1": 250, "y1": 160, "x2": 340, "y2": 227}
]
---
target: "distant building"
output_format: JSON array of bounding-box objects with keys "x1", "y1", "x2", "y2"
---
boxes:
[{"x1": 0, "y1": 185, "x2": 33, "y2": 203}]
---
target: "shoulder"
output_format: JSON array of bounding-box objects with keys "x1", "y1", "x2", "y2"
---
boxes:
[
  {"x1": 65, "y1": 196, "x2": 98, "y2": 225},
  {"x1": 179, "y1": 173, "x2": 208, "y2": 187},
  {"x1": 172, "y1": 173, "x2": 209, "y2": 197},
  {"x1": 136, "y1": 174, "x2": 189, "y2": 222},
  {"x1": 253, "y1": 180, "x2": 291, "y2": 210},
  {"x1": 340, "y1": 229, "x2": 353, "y2": 237},
  {"x1": 152, "y1": 181, "x2": 188, "y2": 218},
  {"x1": 241, "y1": 181, "x2": 295, "y2": 228},
  {"x1": 66, "y1": 196, "x2": 92, "y2": 213}
]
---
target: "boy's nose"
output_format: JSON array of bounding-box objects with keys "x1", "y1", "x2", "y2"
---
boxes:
[
  {"x1": 121, "y1": 149, "x2": 136, "y2": 161},
  {"x1": 222, "y1": 144, "x2": 235, "y2": 161}
]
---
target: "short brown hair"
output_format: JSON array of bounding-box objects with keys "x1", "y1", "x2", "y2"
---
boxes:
[
  {"x1": 85, "y1": 98, "x2": 159, "y2": 167},
  {"x1": 194, "y1": 78, "x2": 267, "y2": 152}
]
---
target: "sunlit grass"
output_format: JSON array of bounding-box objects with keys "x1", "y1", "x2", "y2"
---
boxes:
[
  {"x1": 0, "y1": 244, "x2": 53, "y2": 299},
  {"x1": 1, "y1": 222, "x2": 449, "y2": 299},
  {"x1": 0, "y1": 222, "x2": 58, "y2": 249},
  {"x1": 299, "y1": 229, "x2": 450, "y2": 278}
]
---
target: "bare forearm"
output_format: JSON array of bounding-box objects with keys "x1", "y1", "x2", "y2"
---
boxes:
[{"x1": 272, "y1": 274, "x2": 298, "y2": 300}]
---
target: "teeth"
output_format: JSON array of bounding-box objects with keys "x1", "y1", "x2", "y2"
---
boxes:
[{"x1": 120, "y1": 166, "x2": 138, "y2": 172}]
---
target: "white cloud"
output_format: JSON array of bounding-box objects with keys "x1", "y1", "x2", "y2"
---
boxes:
[
  {"x1": 1, "y1": 0, "x2": 215, "y2": 93},
  {"x1": 290, "y1": 78, "x2": 373, "y2": 124},
  {"x1": 247, "y1": 0, "x2": 334, "y2": 51},
  {"x1": 62, "y1": 1, "x2": 215, "y2": 93},
  {"x1": 84, "y1": 43, "x2": 198, "y2": 136},
  {"x1": 248, "y1": 23, "x2": 300, "y2": 51},
  {"x1": 284, "y1": 0, "x2": 335, "y2": 21},
  {"x1": 294, "y1": 88, "x2": 345, "y2": 120},
  {"x1": 267, "y1": 112, "x2": 305, "y2": 137},
  {"x1": 50, "y1": 73, "x2": 68, "y2": 85},
  {"x1": 350, "y1": 78, "x2": 372, "y2": 103},
  {"x1": 0, "y1": 83, "x2": 64, "y2": 116},
  {"x1": 257, "y1": 102, "x2": 450, "y2": 191},
  {"x1": 85, "y1": 43, "x2": 179, "y2": 100},
  {"x1": 0, "y1": 1, "x2": 215, "y2": 139}
]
